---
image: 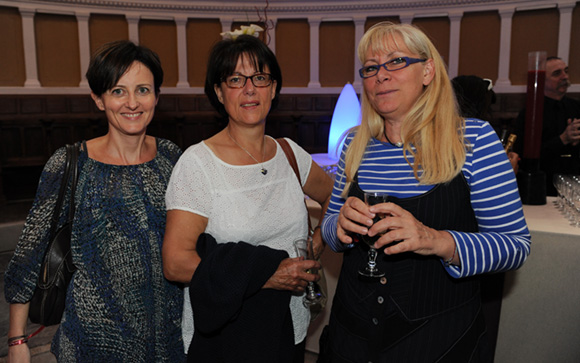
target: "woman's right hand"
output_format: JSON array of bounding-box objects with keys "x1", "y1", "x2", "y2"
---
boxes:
[
  {"x1": 8, "y1": 343, "x2": 31, "y2": 363},
  {"x1": 263, "y1": 257, "x2": 320, "y2": 293},
  {"x1": 337, "y1": 196, "x2": 375, "y2": 244}
]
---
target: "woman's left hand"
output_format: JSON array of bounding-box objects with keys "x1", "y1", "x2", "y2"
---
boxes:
[
  {"x1": 263, "y1": 258, "x2": 321, "y2": 292},
  {"x1": 367, "y1": 202, "x2": 458, "y2": 265}
]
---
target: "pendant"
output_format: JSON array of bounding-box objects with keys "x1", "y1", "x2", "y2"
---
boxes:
[{"x1": 261, "y1": 168, "x2": 268, "y2": 175}]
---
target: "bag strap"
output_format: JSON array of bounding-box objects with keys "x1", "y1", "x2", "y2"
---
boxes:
[
  {"x1": 48, "y1": 143, "x2": 80, "y2": 239},
  {"x1": 276, "y1": 138, "x2": 312, "y2": 233},
  {"x1": 66, "y1": 143, "x2": 80, "y2": 221}
]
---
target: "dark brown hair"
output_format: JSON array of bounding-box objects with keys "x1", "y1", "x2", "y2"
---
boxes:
[
  {"x1": 204, "y1": 35, "x2": 282, "y2": 117},
  {"x1": 86, "y1": 40, "x2": 163, "y2": 97}
]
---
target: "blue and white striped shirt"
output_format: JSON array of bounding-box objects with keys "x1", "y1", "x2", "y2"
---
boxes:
[{"x1": 321, "y1": 119, "x2": 531, "y2": 278}]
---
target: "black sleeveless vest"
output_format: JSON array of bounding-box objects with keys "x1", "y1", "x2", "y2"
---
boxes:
[{"x1": 326, "y1": 172, "x2": 488, "y2": 363}]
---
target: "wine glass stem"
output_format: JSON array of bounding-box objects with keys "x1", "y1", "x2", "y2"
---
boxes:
[{"x1": 368, "y1": 248, "x2": 378, "y2": 271}]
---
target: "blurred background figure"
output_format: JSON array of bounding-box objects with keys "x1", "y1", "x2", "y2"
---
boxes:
[
  {"x1": 513, "y1": 56, "x2": 580, "y2": 196},
  {"x1": 452, "y1": 75, "x2": 519, "y2": 173}
]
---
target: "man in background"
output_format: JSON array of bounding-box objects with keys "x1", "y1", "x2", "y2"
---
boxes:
[{"x1": 515, "y1": 56, "x2": 580, "y2": 196}]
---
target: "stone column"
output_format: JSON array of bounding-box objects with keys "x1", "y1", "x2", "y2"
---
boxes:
[
  {"x1": 19, "y1": 9, "x2": 41, "y2": 88},
  {"x1": 353, "y1": 17, "x2": 366, "y2": 90},
  {"x1": 399, "y1": 14, "x2": 414, "y2": 25},
  {"x1": 76, "y1": 12, "x2": 91, "y2": 87},
  {"x1": 496, "y1": 8, "x2": 515, "y2": 87},
  {"x1": 447, "y1": 11, "x2": 463, "y2": 80},
  {"x1": 557, "y1": 2, "x2": 574, "y2": 63},
  {"x1": 126, "y1": 14, "x2": 140, "y2": 44},
  {"x1": 175, "y1": 16, "x2": 189, "y2": 88},
  {"x1": 220, "y1": 18, "x2": 233, "y2": 36},
  {"x1": 308, "y1": 17, "x2": 321, "y2": 88},
  {"x1": 267, "y1": 18, "x2": 277, "y2": 54}
]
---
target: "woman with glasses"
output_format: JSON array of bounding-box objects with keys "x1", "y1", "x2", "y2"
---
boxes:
[
  {"x1": 319, "y1": 22, "x2": 531, "y2": 362},
  {"x1": 162, "y1": 34, "x2": 333, "y2": 362}
]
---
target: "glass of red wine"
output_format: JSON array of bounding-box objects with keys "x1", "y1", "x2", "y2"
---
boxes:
[{"x1": 359, "y1": 191, "x2": 387, "y2": 278}]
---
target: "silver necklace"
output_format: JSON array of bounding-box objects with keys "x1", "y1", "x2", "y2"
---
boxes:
[{"x1": 227, "y1": 129, "x2": 268, "y2": 175}]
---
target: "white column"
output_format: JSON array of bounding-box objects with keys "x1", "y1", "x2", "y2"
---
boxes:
[
  {"x1": 496, "y1": 8, "x2": 515, "y2": 87},
  {"x1": 353, "y1": 17, "x2": 366, "y2": 90},
  {"x1": 126, "y1": 14, "x2": 140, "y2": 44},
  {"x1": 308, "y1": 17, "x2": 321, "y2": 88},
  {"x1": 447, "y1": 11, "x2": 463, "y2": 79},
  {"x1": 19, "y1": 9, "x2": 41, "y2": 88},
  {"x1": 267, "y1": 18, "x2": 277, "y2": 55},
  {"x1": 175, "y1": 16, "x2": 189, "y2": 88},
  {"x1": 76, "y1": 12, "x2": 91, "y2": 88},
  {"x1": 557, "y1": 3, "x2": 574, "y2": 63},
  {"x1": 399, "y1": 14, "x2": 414, "y2": 25},
  {"x1": 220, "y1": 18, "x2": 233, "y2": 36}
]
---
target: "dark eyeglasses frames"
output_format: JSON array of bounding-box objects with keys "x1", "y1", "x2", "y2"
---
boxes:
[
  {"x1": 359, "y1": 57, "x2": 427, "y2": 78},
  {"x1": 222, "y1": 73, "x2": 273, "y2": 88}
]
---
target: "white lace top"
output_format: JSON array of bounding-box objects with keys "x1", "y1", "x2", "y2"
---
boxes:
[{"x1": 165, "y1": 136, "x2": 313, "y2": 351}]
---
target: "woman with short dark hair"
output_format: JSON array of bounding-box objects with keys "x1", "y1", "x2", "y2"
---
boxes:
[{"x1": 5, "y1": 40, "x2": 184, "y2": 362}]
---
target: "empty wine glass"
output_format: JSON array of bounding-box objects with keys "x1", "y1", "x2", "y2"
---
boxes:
[
  {"x1": 553, "y1": 174, "x2": 564, "y2": 210},
  {"x1": 293, "y1": 238, "x2": 325, "y2": 308},
  {"x1": 358, "y1": 191, "x2": 388, "y2": 278}
]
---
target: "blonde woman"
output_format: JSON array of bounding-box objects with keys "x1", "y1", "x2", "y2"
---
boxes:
[{"x1": 319, "y1": 22, "x2": 531, "y2": 362}]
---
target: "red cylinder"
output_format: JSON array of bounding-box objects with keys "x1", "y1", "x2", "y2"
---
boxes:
[{"x1": 522, "y1": 51, "x2": 546, "y2": 160}]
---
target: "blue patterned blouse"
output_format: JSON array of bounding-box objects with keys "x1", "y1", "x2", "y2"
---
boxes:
[{"x1": 4, "y1": 138, "x2": 185, "y2": 362}]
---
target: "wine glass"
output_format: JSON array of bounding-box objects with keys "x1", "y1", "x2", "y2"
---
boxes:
[
  {"x1": 553, "y1": 174, "x2": 564, "y2": 210},
  {"x1": 293, "y1": 238, "x2": 325, "y2": 308},
  {"x1": 358, "y1": 191, "x2": 388, "y2": 278}
]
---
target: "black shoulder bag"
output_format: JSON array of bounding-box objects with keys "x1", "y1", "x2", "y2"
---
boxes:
[{"x1": 29, "y1": 143, "x2": 80, "y2": 326}]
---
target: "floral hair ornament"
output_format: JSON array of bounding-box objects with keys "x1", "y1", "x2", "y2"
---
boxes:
[{"x1": 221, "y1": 24, "x2": 264, "y2": 40}]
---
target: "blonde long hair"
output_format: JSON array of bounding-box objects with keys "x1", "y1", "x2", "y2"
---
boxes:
[{"x1": 342, "y1": 22, "x2": 466, "y2": 197}]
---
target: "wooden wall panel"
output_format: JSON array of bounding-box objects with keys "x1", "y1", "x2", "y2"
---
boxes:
[
  {"x1": 570, "y1": 5, "x2": 580, "y2": 84},
  {"x1": 139, "y1": 20, "x2": 178, "y2": 87},
  {"x1": 186, "y1": 19, "x2": 221, "y2": 87},
  {"x1": 365, "y1": 17, "x2": 401, "y2": 31},
  {"x1": 412, "y1": 17, "x2": 450, "y2": 67},
  {"x1": 3, "y1": 92, "x2": 579, "y2": 201},
  {"x1": 320, "y1": 22, "x2": 354, "y2": 87},
  {"x1": 458, "y1": 11, "x2": 500, "y2": 80},
  {"x1": 89, "y1": 14, "x2": 128, "y2": 56},
  {"x1": 277, "y1": 19, "x2": 310, "y2": 87},
  {"x1": 35, "y1": 13, "x2": 81, "y2": 87},
  {"x1": 0, "y1": 6, "x2": 25, "y2": 86},
  {"x1": 510, "y1": 8, "x2": 559, "y2": 85}
]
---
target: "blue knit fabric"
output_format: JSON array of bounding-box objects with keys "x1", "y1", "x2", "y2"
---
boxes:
[{"x1": 4, "y1": 138, "x2": 185, "y2": 362}]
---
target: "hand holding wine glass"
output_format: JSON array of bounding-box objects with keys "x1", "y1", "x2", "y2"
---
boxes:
[
  {"x1": 293, "y1": 238, "x2": 326, "y2": 308},
  {"x1": 359, "y1": 191, "x2": 388, "y2": 278}
]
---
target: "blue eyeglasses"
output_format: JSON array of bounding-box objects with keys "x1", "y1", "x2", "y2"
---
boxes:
[{"x1": 359, "y1": 56, "x2": 427, "y2": 78}]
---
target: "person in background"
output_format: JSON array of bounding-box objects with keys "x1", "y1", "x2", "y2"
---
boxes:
[
  {"x1": 514, "y1": 56, "x2": 580, "y2": 195},
  {"x1": 4, "y1": 40, "x2": 184, "y2": 362},
  {"x1": 320, "y1": 22, "x2": 531, "y2": 362},
  {"x1": 452, "y1": 74, "x2": 516, "y2": 359},
  {"x1": 162, "y1": 33, "x2": 333, "y2": 362},
  {"x1": 452, "y1": 75, "x2": 519, "y2": 172}
]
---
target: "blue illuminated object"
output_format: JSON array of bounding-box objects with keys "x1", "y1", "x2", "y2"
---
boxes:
[{"x1": 311, "y1": 83, "x2": 361, "y2": 167}]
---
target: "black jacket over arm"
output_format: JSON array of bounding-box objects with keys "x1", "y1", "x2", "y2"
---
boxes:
[{"x1": 188, "y1": 233, "x2": 294, "y2": 363}]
